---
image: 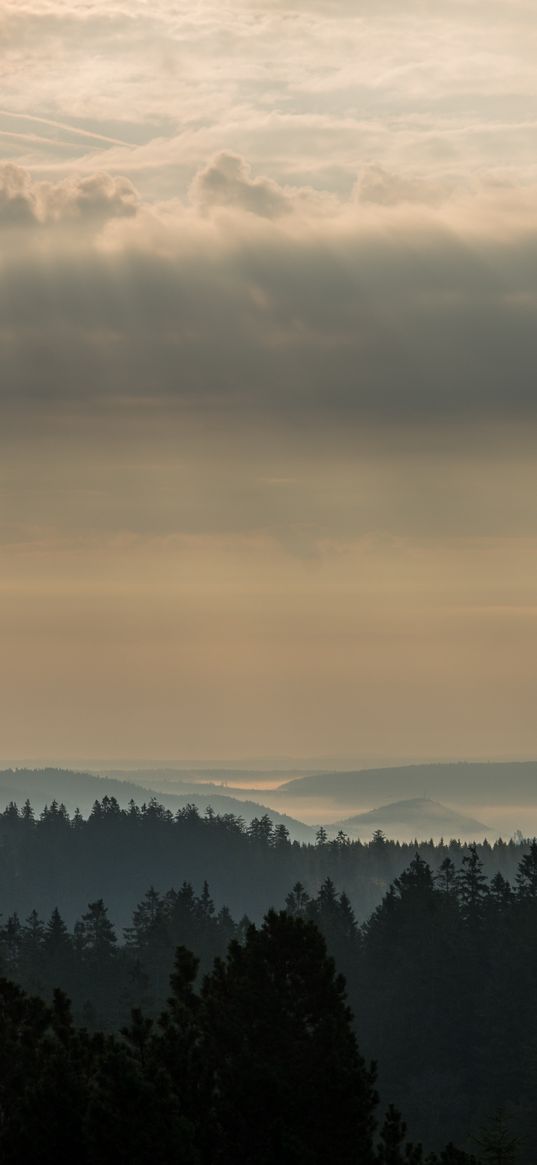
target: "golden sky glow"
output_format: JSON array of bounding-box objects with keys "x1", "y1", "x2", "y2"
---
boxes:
[{"x1": 2, "y1": 1, "x2": 537, "y2": 761}]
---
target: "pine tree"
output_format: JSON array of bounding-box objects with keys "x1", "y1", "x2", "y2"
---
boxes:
[
  {"x1": 198, "y1": 910, "x2": 378, "y2": 1165},
  {"x1": 19, "y1": 910, "x2": 45, "y2": 993},
  {"x1": 395, "y1": 852, "x2": 435, "y2": 898},
  {"x1": 377, "y1": 1104, "x2": 423, "y2": 1164},
  {"x1": 457, "y1": 845, "x2": 488, "y2": 923},
  {"x1": 125, "y1": 887, "x2": 163, "y2": 952},
  {"x1": 197, "y1": 881, "x2": 215, "y2": 920},
  {"x1": 515, "y1": 839, "x2": 537, "y2": 899},
  {"x1": 2, "y1": 913, "x2": 22, "y2": 976},
  {"x1": 248, "y1": 815, "x2": 274, "y2": 845},
  {"x1": 43, "y1": 908, "x2": 73, "y2": 993},
  {"x1": 489, "y1": 872, "x2": 513, "y2": 912},
  {"x1": 21, "y1": 799, "x2": 34, "y2": 825},
  {"x1": 77, "y1": 899, "x2": 119, "y2": 1027},
  {"x1": 79, "y1": 899, "x2": 117, "y2": 960},
  {"x1": 436, "y1": 856, "x2": 457, "y2": 897},
  {"x1": 285, "y1": 881, "x2": 311, "y2": 916},
  {"x1": 272, "y1": 823, "x2": 290, "y2": 848},
  {"x1": 473, "y1": 1110, "x2": 519, "y2": 1165}
]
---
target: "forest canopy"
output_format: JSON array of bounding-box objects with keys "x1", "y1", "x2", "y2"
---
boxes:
[{"x1": 1, "y1": 800, "x2": 536, "y2": 1159}]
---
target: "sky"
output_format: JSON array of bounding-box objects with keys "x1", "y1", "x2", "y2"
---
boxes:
[{"x1": 2, "y1": 0, "x2": 537, "y2": 763}]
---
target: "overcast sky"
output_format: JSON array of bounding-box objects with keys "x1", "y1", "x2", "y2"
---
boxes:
[{"x1": 2, "y1": 0, "x2": 537, "y2": 763}]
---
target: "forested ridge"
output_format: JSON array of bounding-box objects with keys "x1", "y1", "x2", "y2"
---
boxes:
[
  {"x1": 0, "y1": 794, "x2": 527, "y2": 925},
  {"x1": 1, "y1": 798, "x2": 537, "y2": 1160}
]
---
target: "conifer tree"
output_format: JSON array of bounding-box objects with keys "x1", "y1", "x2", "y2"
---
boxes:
[
  {"x1": 474, "y1": 1110, "x2": 519, "y2": 1165},
  {"x1": 457, "y1": 845, "x2": 488, "y2": 923},
  {"x1": 515, "y1": 839, "x2": 537, "y2": 899},
  {"x1": 488, "y1": 872, "x2": 513, "y2": 912},
  {"x1": 285, "y1": 881, "x2": 311, "y2": 916},
  {"x1": 19, "y1": 910, "x2": 45, "y2": 993},
  {"x1": 43, "y1": 908, "x2": 72, "y2": 985},
  {"x1": 436, "y1": 856, "x2": 457, "y2": 897},
  {"x1": 377, "y1": 1104, "x2": 423, "y2": 1164},
  {"x1": 198, "y1": 910, "x2": 377, "y2": 1165},
  {"x1": 79, "y1": 900, "x2": 117, "y2": 960}
]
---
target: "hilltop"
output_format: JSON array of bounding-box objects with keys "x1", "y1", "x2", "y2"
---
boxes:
[{"x1": 334, "y1": 797, "x2": 491, "y2": 840}]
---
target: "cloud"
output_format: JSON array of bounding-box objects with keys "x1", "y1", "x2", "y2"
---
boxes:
[
  {"x1": 190, "y1": 152, "x2": 292, "y2": 218},
  {"x1": 0, "y1": 164, "x2": 40, "y2": 224},
  {"x1": 354, "y1": 163, "x2": 452, "y2": 206},
  {"x1": 3, "y1": 0, "x2": 537, "y2": 212},
  {"x1": 0, "y1": 169, "x2": 536, "y2": 439},
  {"x1": 44, "y1": 171, "x2": 140, "y2": 223},
  {"x1": 0, "y1": 164, "x2": 140, "y2": 227},
  {"x1": 2, "y1": 0, "x2": 537, "y2": 763}
]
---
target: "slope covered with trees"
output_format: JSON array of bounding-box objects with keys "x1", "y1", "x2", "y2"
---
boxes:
[
  {"x1": 0, "y1": 795, "x2": 528, "y2": 926},
  {"x1": 0, "y1": 911, "x2": 474, "y2": 1165},
  {"x1": 1, "y1": 828, "x2": 537, "y2": 1159}
]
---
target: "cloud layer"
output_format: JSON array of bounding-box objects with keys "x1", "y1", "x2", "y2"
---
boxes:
[
  {"x1": 3, "y1": 0, "x2": 537, "y2": 201},
  {"x1": 0, "y1": 159, "x2": 536, "y2": 435},
  {"x1": 2, "y1": 1, "x2": 537, "y2": 761}
]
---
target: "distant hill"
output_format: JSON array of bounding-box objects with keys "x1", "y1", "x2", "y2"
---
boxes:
[
  {"x1": 333, "y1": 798, "x2": 491, "y2": 840},
  {"x1": 278, "y1": 761, "x2": 537, "y2": 806},
  {"x1": 100, "y1": 770, "x2": 288, "y2": 800},
  {"x1": 0, "y1": 769, "x2": 315, "y2": 842}
]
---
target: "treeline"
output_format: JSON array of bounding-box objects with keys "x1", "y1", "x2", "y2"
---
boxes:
[
  {"x1": 0, "y1": 795, "x2": 529, "y2": 925},
  {"x1": 0, "y1": 910, "x2": 476, "y2": 1165},
  {"x1": 0, "y1": 882, "x2": 244, "y2": 1030},
  {"x1": 3, "y1": 845, "x2": 537, "y2": 1157},
  {"x1": 0, "y1": 876, "x2": 367, "y2": 1032},
  {"x1": 341, "y1": 844, "x2": 537, "y2": 1155}
]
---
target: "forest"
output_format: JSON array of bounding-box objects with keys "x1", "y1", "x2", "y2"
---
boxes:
[
  {"x1": 0, "y1": 796, "x2": 535, "y2": 1161},
  {"x1": 0, "y1": 910, "x2": 484, "y2": 1165},
  {"x1": 0, "y1": 794, "x2": 527, "y2": 924}
]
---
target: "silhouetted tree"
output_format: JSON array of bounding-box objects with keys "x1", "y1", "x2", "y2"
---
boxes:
[
  {"x1": 377, "y1": 1105, "x2": 423, "y2": 1164},
  {"x1": 198, "y1": 910, "x2": 377, "y2": 1164},
  {"x1": 515, "y1": 839, "x2": 537, "y2": 899}
]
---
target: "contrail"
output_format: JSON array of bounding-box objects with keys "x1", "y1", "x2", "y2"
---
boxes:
[
  {"x1": 0, "y1": 129, "x2": 78, "y2": 149},
  {"x1": 0, "y1": 110, "x2": 133, "y2": 148}
]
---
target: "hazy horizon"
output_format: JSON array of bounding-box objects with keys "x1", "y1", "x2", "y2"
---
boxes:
[{"x1": 3, "y1": 750, "x2": 537, "y2": 773}]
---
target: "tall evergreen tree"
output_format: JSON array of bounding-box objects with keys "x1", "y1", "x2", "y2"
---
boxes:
[
  {"x1": 515, "y1": 839, "x2": 537, "y2": 899},
  {"x1": 198, "y1": 910, "x2": 377, "y2": 1165},
  {"x1": 377, "y1": 1105, "x2": 423, "y2": 1165},
  {"x1": 457, "y1": 846, "x2": 488, "y2": 923}
]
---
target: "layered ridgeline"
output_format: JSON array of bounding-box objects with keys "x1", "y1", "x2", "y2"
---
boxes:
[
  {"x1": 0, "y1": 793, "x2": 529, "y2": 927},
  {"x1": 0, "y1": 767, "x2": 314, "y2": 841},
  {"x1": 278, "y1": 760, "x2": 537, "y2": 804}
]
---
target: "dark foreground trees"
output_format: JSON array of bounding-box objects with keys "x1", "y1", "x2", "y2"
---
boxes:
[
  {"x1": 3, "y1": 843, "x2": 537, "y2": 1160},
  {"x1": 196, "y1": 911, "x2": 376, "y2": 1164},
  {"x1": 0, "y1": 910, "x2": 471, "y2": 1165}
]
